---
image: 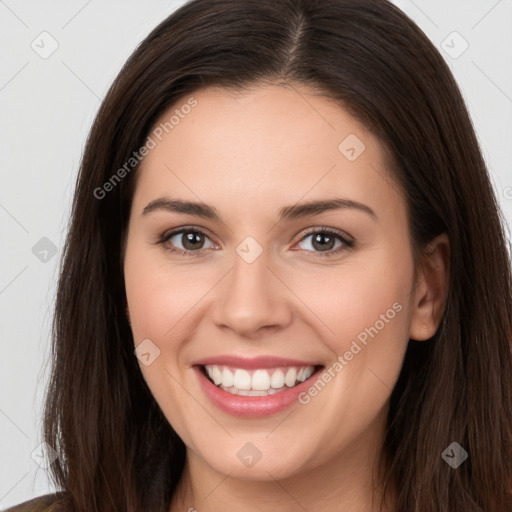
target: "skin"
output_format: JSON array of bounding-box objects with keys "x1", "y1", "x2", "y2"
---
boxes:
[{"x1": 123, "y1": 83, "x2": 450, "y2": 512}]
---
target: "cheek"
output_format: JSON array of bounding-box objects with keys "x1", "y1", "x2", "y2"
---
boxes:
[
  {"x1": 300, "y1": 254, "x2": 412, "y2": 352},
  {"x1": 124, "y1": 238, "x2": 202, "y2": 342},
  {"x1": 125, "y1": 249, "x2": 169, "y2": 339},
  {"x1": 123, "y1": 245, "x2": 202, "y2": 418},
  {"x1": 126, "y1": 275, "x2": 179, "y2": 340},
  {"x1": 297, "y1": 247, "x2": 413, "y2": 424}
]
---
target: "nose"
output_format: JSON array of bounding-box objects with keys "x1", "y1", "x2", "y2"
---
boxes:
[{"x1": 211, "y1": 248, "x2": 293, "y2": 338}]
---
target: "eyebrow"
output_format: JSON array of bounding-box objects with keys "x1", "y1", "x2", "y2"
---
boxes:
[{"x1": 142, "y1": 197, "x2": 377, "y2": 221}]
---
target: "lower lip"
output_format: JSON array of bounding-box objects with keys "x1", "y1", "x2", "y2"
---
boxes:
[{"x1": 194, "y1": 365, "x2": 321, "y2": 418}]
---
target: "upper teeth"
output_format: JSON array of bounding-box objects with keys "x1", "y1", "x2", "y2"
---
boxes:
[{"x1": 204, "y1": 365, "x2": 315, "y2": 391}]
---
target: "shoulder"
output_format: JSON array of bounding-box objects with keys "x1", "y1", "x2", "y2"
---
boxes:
[{"x1": 3, "y1": 493, "x2": 67, "y2": 512}]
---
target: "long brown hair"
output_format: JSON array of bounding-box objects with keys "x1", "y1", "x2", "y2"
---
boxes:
[{"x1": 40, "y1": 0, "x2": 512, "y2": 511}]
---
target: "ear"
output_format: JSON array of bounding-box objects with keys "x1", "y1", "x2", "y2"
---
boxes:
[{"x1": 409, "y1": 233, "x2": 450, "y2": 341}]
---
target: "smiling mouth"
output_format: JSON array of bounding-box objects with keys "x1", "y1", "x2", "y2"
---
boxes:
[{"x1": 199, "y1": 364, "x2": 324, "y2": 396}]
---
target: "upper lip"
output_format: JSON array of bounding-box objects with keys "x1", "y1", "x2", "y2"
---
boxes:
[{"x1": 192, "y1": 355, "x2": 322, "y2": 369}]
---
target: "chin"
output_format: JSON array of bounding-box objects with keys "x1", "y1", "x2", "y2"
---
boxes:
[{"x1": 195, "y1": 438, "x2": 315, "y2": 481}]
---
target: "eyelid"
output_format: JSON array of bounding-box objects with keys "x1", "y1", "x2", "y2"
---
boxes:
[{"x1": 297, "y1": 226, "x2": 354, "y2": 245}]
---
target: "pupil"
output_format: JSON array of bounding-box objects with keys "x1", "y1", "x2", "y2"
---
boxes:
[
  {"x1": 183, "y1": 231, "x2": 202, "y2": 250},
  {"x1": 313, "y1": 233, "x2": 334, "y2": 251}
]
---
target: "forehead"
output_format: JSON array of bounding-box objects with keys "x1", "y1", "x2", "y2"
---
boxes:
[{"x1": 133, "y1": 84, "x2": 402, "y2": 221}]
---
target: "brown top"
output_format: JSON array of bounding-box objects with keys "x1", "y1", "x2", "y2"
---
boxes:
[{"x1": 4, "y1": 493, "x2": 64, "y2": 512}]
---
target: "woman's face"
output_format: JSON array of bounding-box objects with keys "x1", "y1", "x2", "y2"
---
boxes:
[{"x1": 123, "y1": 83, "x2": 437, "y2": 482}]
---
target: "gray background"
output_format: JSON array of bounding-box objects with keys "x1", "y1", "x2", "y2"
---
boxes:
[{"x1": 0, "y1": 0, "x2": 511, "y2": 508}]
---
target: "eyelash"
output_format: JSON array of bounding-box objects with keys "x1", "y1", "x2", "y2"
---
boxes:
[{"x1": 155, "y1": 226, "x2": 354, "y2": 259}]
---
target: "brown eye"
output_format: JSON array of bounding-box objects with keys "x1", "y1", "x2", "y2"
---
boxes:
[
  {"x1": 159, "y1": 228, "x2": 215, "y2": 255},
  {"x1": 179, "y1": 230, "x2": 206, "y2": 250},
  {"x1": 311, "y1": 232, "x2": 337, "y2": 251},
  {"x1": 296, "y1": 228, "x2": 353, "y2": 257}
]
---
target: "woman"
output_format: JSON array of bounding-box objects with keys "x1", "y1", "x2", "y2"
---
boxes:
[{"x1": 7, "y1": 0, "x2": 512, "y2": 511}]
